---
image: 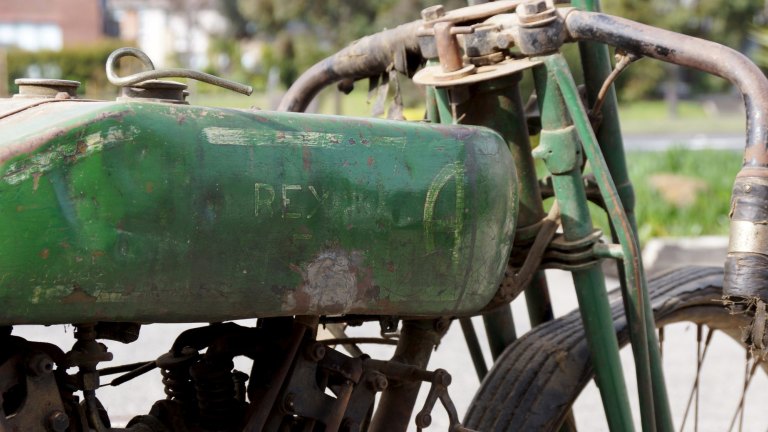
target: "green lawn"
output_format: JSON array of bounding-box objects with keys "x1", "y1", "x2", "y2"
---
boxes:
[
  {"x1": 613, "y1": 148, "x2": 740, "y2": 243},
  {"x1": 617, "y1": 100, "x2": 744, "y2": 135}
]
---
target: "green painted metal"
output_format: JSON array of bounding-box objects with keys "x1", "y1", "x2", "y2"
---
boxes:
[
  {"x1": 545, "y1": 54, "x2": 673, "y2": 432},
  {"x1": 533, "y1": 64, "x2": 636, "y2": 432},
  {"x1": 571, "y1": 2, "x2": 672, "y2": 429},
  {"x1": 463, "y1": 77, "x2": 555, "y2": 326},
  {"x1": 0, "y1": 99, "x2": 518, "y2": 324},
  {"x1": 434, "y1": 87, "x2": 454, "y2": 124}
]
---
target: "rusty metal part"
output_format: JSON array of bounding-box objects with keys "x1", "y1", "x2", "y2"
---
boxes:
[
  {"x1": 117, "y1": 80, "x2": 188, "y2": 104},
  {"x1": 244, "y1": 320, "x2": 308, "y2": 431},
  {"x1": 0, "y1": 97, "x2": 96, "y2": 121},
  {"x1": 414, "y1": 57, "x2": 540, "y2": 87},
  {"x1": 464, "y1": 23, "x2": 504, "y2": 58},
  {"x1": 319, "y1": 337, "x2": 399, "y2": 346},
  {"x1": 563, "y1": 10, "x2": 768, "y2": 307},
  {"x1": 433, "y1": 22, "x2": 473, "y2": 74},
  {"x1": 264, "y1": 338, "x2": 363, "y2": 430},
  {"x1": 68, "y1": 325, "x2": 113, "y2": 432},
  {"x1": 281, "y1": 1, "x2": 524, "y2": 112},
  {"x1": 414, "y1": 369, "x2": 476, "y2": 432},
  {"x1": 106, "y1": 47, "x2": 252, "y2": 96},
  {"x1": 0, "y1": 336, "x2": 68, "y2": 432},
  {"x1": 421, "y1": 5, "x2": 446, "y2": 22},
  {"x1": 278, "y1": 21, "x2": 423, "y2": 112},
  {"x1": 488, "y1": 202, "x2": 560, "y2": 307},
  {"x1": 516, "y1": 0, "x2": 557, "y2": 26},
  {"x1": 467, "y1": 51, "x2": 506, "y2": 66},
  {"x1": 590, "y1": 50, "x2": 639, "y2": 117},
  {"x1": 14, "y1": 78, "x2": 80, "y2": 99},
  {"x1": 564, "y1": 10, "x2": 768, "y2": 168},
  {"x1": 105, "y1": 360, "x2": 157, "y2": 387},
  {"x1": 513, "y1": 4, "x2": 567, "y2": 55},
  {"x1": 190, "y1": 358, "x2": 242, "y2": 430},
  {"x1": 424, "y1": 1, "x2": 521, "y2": 26},
  {"x1": 368, "y1": 320, "x2": 444, "y2": 432}
]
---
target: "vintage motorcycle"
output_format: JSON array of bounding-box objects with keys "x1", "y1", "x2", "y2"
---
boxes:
[{"x1": 1, "y1": 0, "x2": 767, "y2": 430}]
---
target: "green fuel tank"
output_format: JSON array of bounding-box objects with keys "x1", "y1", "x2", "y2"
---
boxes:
[{"x1": 0, "y1": 98, "x2": 517, "y2": 324}]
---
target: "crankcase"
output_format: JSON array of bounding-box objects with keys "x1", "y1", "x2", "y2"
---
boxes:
[{"x1": 0, "y1": 100, "x2": 517, "y2": 324}]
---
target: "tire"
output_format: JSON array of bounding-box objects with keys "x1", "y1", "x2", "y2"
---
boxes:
[{"x1": 464, "y1": 266, "x2": 750, "y2": 431}]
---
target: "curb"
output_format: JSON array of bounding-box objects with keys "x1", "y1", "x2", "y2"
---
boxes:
[{"x1": 642, "y1": 236, "x2": 728, "y2": 275}]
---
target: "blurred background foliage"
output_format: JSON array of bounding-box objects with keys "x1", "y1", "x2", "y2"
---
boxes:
[{"x1": 4, "y1": 0, "x2": 768, "y2": 104}]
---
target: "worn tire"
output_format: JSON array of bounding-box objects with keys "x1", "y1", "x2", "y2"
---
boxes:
[{"x1": 464, "y1": 266, "x2": 744, "y2": 431}]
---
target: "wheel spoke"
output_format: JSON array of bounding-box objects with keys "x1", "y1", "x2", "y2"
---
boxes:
[
  {"x1": 659, "y1": 326, "x2": 665, "y2": 360},
  {"x1": 695, "y1": 325, "x2": 702, "y2": 432},
  {"x1": 679, "y1": 326, "x2": 713, "y2": 432},
  {"x1": 727, "y1": 353, "x2": 760, "y2": 432}
]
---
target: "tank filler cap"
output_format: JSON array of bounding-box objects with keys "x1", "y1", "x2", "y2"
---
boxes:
[
  {"x1": 106, "y1": 47, "x2": 252, "y2": 104},
  {"x1": 117, "y1": 79, "x2": 189, "y2": 104},
  {"x1": 13, "y1": 79, "x2": 80, "y2": 99}
]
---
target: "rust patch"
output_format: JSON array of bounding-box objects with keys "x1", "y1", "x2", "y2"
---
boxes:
[
  {"x1": 91, "y1": 250, "x2": 105, "y2": 263},
  {"x1": 367, "y1": 156, "x2": 374, "y2": 167},
  {"x1": 39, "y1": 248, "x2": 49, "y2": 260},
  {"x1": 744, "y1": 145, "x2": 768, "y2": 167},
  {"x1": 0, "y1": 127, "x2": 66, "y2": 165},
  {"x1": 359, "y1": 133, "x2": 370, "y2": 146},
  {"x1": 61, "y1": 285, "x2": 97, "y2": 304},
  {"x1": 145, "y1": 182, "x2": 154, "y2": 193}
]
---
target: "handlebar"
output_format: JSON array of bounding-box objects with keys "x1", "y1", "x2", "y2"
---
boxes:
[
  {"x1": 562, "y1": 10, "x2": 768, "y2": 305},
  {"x1": 277, "y1": 21, "x2": 423, "y2": 112}
]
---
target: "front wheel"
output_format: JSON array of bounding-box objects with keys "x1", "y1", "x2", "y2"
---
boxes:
[{"x1": 464, "y1": 266, "x2": 763, "y2": 431}]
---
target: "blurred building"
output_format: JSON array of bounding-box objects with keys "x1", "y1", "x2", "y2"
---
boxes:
[
  {"x1": 0, "y1": 0, "x2": 226, "y2": 69},
  {"x1": 0, "y1": 0, "x2": 111, "y2": 50},
  {"x1": 108, "y1": 0, "x2": 227, "y2": 69}
]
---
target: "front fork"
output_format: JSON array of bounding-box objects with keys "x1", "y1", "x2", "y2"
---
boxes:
[
  {"x1": 533, "y1": 56, "x2": 671, "y2": 432},
  {"x1": 433, "y1": 53, "x2": 671, "y2": 431}
]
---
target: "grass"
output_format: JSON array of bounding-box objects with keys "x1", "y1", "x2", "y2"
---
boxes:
[
  {"x1": 617, "y1": 100, "x2": 744, "y2": 135},
  {"x1": 613, "y1": 147, "x2": 740, "y2": 244}
]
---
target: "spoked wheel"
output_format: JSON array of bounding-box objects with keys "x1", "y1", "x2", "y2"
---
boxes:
[{"x1": 464, "y1": 266, "x2": 767, "y2": 431}]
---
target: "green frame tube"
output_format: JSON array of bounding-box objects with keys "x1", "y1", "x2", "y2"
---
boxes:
[
  {"x1": 544, "y1": 54, "x2": 674, "y2": 432},
  {"x1": 533, "y1": 63, "x2": 636, "y2": 432}
]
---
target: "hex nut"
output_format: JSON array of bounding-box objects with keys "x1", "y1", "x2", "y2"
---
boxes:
[
  {"x1": 421, "y1": 5, "x2": 446, "y2": 22},
  {"x1": 520, "y1": 0, "x2": 548, "y2": 15},
  {"x1": 516, "y1": 0, "x2": 557, "y2": 25},
  {"x1": 27, "y1": 352, "x2": 54, "y2": 377},
  {"x1": 47, "y1": 411, "x2": 70, "y2": 432},
  {"x1": 368, "y1": 372, "x2": 389, "y2": 391}
]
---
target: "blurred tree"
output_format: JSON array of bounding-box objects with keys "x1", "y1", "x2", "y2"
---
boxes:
[
  {"x1": 229, "y1": 0, "x2": 465, "y2": 87},
  {"x1": 604, "y1": 0, "x2": 765, "y2": 103}
]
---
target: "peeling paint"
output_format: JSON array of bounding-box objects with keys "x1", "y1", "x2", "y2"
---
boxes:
[
  {"x1": 3, "y1": 125, "x2": 139, "y2": 185},
  {"x1": 285, "y1": 249, "x2": 370, "y2": 313},
  {"x1": 203, "y1": 127, "x2": 407, "y2": 150}
]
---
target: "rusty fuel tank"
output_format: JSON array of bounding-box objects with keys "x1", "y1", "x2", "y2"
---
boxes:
[{"x1": 0, "y1": 98, "x2": 517, "y2": 324}]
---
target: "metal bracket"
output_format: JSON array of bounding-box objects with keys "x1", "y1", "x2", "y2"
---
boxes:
[{"x1": 540, "y1": 230, "x2": 604, "y2": 270}]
